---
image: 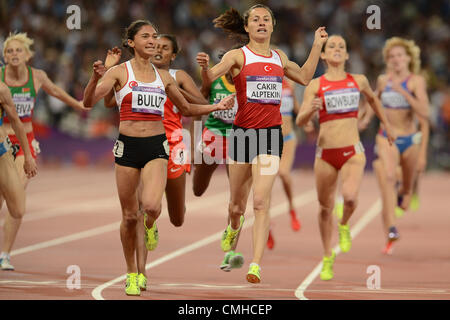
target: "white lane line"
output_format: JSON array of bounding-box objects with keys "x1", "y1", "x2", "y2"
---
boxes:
[
  {"x1": 0, "y1": 280, "x2": 59, "y2": 285},
  {"x1": 0, "y1": 196, "x2": 119, "y2": 227},
  {"x1": 9, "y1": 191, "x2": 230, "y2": 257},
  {"x1": 294, "y1": 199, "x2": 381, "y2": 300},
  {"x1": 10, "y1": 222, "x2": 121, "y2": 257},
  {"x1": 91, "y1": 189, "x2": 316, "y2": 300}
]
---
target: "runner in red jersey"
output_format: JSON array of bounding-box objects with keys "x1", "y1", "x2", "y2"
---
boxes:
[
  {"x1": 198, "y1": 4, "x2": 328, "y2": 283},
  {"x1": 83, "y1": 20, "x2": 234, "y2": 296},
  {"x1": 296, "y1": 35, "x2": 395, "y2": 281}
]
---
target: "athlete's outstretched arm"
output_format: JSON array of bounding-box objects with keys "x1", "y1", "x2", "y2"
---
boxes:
[
  {"x1": 83, "y1": 61, "x2": 120, "y2": 109},
  {"x1": 277, "y1": 27, "x2": 328, "y2": 86},
  {"x1": 196, "y1": 49, "x2": 241, "y2": 87},
  {"x1": 35, "y1": 69, "x2": 85, "y2": 111},
  {"x1": 356, "y1": 74, "x2": 396, "y2": 145},
  {"x1": 176, "y1": 70, "x2": 208, "y2": 105},
  {"x1": 296, "y1": 78, "x2": 320, "y2": 127},
  {"x1": 160, "y1": 69, "x2": 234, "y2": 117},
  {"x1": 0, "y1": 83, "x2": 37, "y2": 178}
]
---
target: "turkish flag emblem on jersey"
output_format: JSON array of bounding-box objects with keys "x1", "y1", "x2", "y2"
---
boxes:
[
  {"x1": 129, "y1": 81, "x2": 138, "y2": 88},
  {"x1": 263, "y1": 65, "x2": 273, "y2": 73}
]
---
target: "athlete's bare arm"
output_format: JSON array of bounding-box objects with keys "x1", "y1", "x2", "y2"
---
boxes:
[
  {"x1": 34, "y1": 69, "x2": 85, "y2": 111},
  {"x1": 277, "y1": 27, "x2": 328, "y2": 86},
  {"x1": 159, "y1": 69, "x2": 234, "y2": 117},
  {"x1": 354, "y1": 74, "x2": 395, "y2": 144},
  {"x1": 296, "y1": 78, "x2": 320, "y2": 127},
  {"x1": 197, "y1": 49, "x2": 242, "y2": 86}
]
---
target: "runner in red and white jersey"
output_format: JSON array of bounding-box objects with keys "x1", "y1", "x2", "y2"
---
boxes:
[
  {"x1": 83, "y1": 20, "x2": 234, "y2": 296},
  {"x1": 197, "y1": 4, "x2": 328, "y2": 283},
  {"x1": 296, "y1": 35, "x2": 395, "y2": 281}
]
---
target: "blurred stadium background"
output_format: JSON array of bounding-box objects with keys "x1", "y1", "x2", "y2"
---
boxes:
[{"x1": 0, "y1": 0, "x2": 448, "y2": 170}]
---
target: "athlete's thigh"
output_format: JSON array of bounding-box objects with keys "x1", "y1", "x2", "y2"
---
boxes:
[
  {"x1": 0, "y1": 153, "x2": 25, "y2": 216},
  {"x1": 165, "y1": 171, "x2": 186, "y2": 218},
  {"x1": 375, "y1": 135, "x2": 399, "y2": 178},
  {"x1": 252, "y1": 154, "x2": 279, "y2": 202},
  {"x1": 340, "y1": 153, "x2": 366, "y2": 197},
  {"x1": 279, "y1": 138, "x2": 296, "y2": 173},
  {"x1": 400, "y1": 144, "x2": 420, "y2": 186},
  {"x1": 140, "y1": 158, "x2": 168, "y2": 206},
  {"x1": 314, "y1": 158, "x2": 339, "y2": 207},
  {"x1": 13, "y1": 155, "x2": 29, "y2": 188},
  {"x1": 228, "y1": 161, "x2": 252, "y2": 205},
  {"x1": 115, "y1": 163, "x2": 141, "y2": 211}
]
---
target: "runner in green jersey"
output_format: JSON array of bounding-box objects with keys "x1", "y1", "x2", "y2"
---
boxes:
[{"x1": 193, "y1": 49, "x2": 247, "y2": 273}]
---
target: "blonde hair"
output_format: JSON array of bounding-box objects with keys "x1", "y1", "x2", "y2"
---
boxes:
[
  {"x1": 3, "y1": 32, "x2": 34, "y2": 59},
  {"x1": 382, "y1": 37, "x2": 421, "y2": 74}
]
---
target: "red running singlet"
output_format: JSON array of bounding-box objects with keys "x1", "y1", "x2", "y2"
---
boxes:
[
  {"x1": 233, "y1": 46, "x2": 284, "y2": 128},
  {"x1": 114, "y1": 60, "x2": 167, "y2": 122},
  {"x1": 317, "y1": 73, "x2": 360, "y2": 124}
]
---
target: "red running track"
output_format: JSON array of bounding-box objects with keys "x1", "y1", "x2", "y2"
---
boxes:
[{"x1": 0, "y1": 165, "x2": 449, "y2": 300}]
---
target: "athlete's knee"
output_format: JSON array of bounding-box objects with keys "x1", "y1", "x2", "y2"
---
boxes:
[
  {"x1": 142, "y1": 201, "x2": 161, "y2": 218},
  {"x1": 169, "y1": 208, "x2": 185, "y2": 227},
  {"x1": 318, "y1": 199, "x2": 334, "y2": 217},
  {"x1": 342, "y1": 194, "x2": 357, "y2": 211},
  {"x1": 193, "y1": 184, "x2": 206, "y2": 197},
  {"x1": 121, "y1": 208, "x2": 138, "y2": 227},
  {"x1": 229, "y1": 201, "x2": 245, "y2": 218},
  {"x1": 253, "y1": 195, "x2": 269, "y2": 214}
]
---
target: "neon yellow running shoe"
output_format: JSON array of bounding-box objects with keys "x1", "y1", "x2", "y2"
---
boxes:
[
  {"x1": 144, "y1": 213, "x2": 159, "y2": 251},
  {"x1": 395, "y1": 206, "x2": 405, "y2": 218},
  {"x1": 138, "y1": 273, "x2": 147, "y2": 291},
  {"x1": 320, "y1": 251, "x2": 336, "y2": 281},
  {"x1": 338, "y1": 223, "x2": 352, "y2": 253},
  {"x1": 125, "y1": 273, "x2": 140, "y2": 296},
  {"x1": 246, "y1": 263, "x2": 261, "y2": 284},
  {"x1": 333, "y1": 201, "x2": 344, "y2": 221},
  {"x1": 220, "y1": 251, "x2": 245, "y2": 272},
  {"x1": 221, "y1": 215, "x2": 244, "y2": 252},
  {"x1": 410, "y1": 193, "x2": 420, "y2": 212}
]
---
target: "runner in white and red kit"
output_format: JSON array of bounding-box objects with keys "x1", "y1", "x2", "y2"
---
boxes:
[{"x1": 197, "y1": 4, "x2": 328, "y2": 283}]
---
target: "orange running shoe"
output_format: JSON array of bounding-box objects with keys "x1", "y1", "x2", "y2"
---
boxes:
[
  {"x1": 267, "y1": 229, "x2": 274, "y2": 250},
  {"x1": 290, "y1": 209, "x2": 301, "y2": 231}
]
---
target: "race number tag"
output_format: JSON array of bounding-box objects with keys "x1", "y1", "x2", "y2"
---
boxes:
[
  {"x1": 381, "y1": 91, "x2": 409, "y2": 109},
  {"x1": 246, "y1": 75, "x2": 282, "y2": 104},
  {"x1": 131, "y1": 86, "x2": 166, "y2": 115},
  {"x1": 13, "y1": 93, "x2": 34, "y2": 118},
  {"x1": 213, "y1": 95, "x2": 238, "y2": 124},
  {"x1": 324, "y1": 88, "x2": 360, "y2": 114}
]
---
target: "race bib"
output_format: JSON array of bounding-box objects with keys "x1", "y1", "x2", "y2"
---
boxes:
[
  {"x1": 213, "y1": 96, "x2": 238, "y2": 123},
  {"x1": 13, "y1": 93, "x2": 34, "y2": 118},
  {"x1": 324, "y1": 88, "x2": 360, "y2": 114},
  {"x1": 246, "y1": 75, "x2": 282, "y2": 104},
  {"x1": 280, "y1": 96, "x2": 294, "y2": 114},
  {"x1": 131, "y1": 86, "x2": 166, "y2": 115},
  {"x1": 381, "y1": 91, "x2": 409, "y2": 109}
]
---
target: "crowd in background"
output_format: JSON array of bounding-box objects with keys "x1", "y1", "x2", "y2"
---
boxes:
[{"x1": 0, "y1": 0, "x2": 449, "y2": 169}]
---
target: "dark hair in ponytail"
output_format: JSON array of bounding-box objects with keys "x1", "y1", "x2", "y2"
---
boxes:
[
  {"x1": 158, "y1": 34, "x2": 180, "y2": 55},
  {"x1": 213, "y1": 4, "x2": 276, "y2": 42},
  {"x1": 122, "y1": 20, "x2": 157, "y2": 55}
]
